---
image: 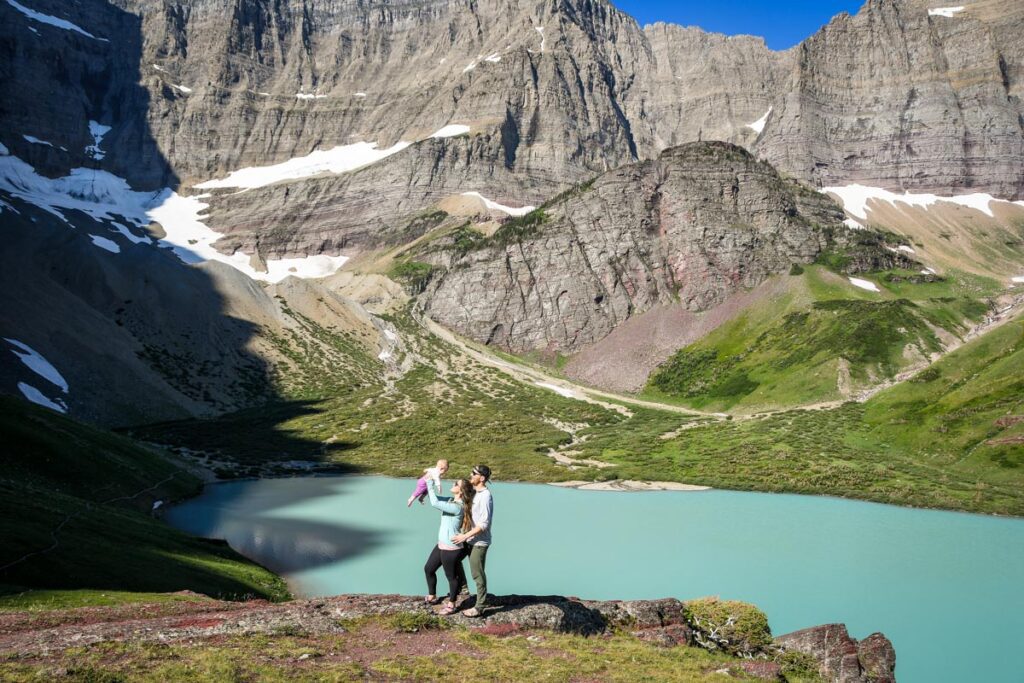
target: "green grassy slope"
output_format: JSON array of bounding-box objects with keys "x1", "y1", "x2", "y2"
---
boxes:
[
  {"x1": 581, "y1": 314, "x2": 1024, "y2": 514},
  {"x1": 136, "y1": 303, "x2": 1024, "y2": 514},
  {"x1": 645, "y1": 266, "x2": 997, "y2": 412},
  {"x1": 0, "y1": 397, "x2": 289, "y2": 608}
]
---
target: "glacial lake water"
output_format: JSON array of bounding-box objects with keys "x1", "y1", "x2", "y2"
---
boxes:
[{"x1": 165, "y1": 475, "x2": 1024, "y2": 683}]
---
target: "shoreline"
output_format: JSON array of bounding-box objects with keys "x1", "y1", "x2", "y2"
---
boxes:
[{"x1": 549, "y1": 479, "x2": 712, "y2": 492}]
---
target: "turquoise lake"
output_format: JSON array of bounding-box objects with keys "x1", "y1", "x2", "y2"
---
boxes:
[{"x1": 165, "y1": 475, "x2": 1024, "y2": 682}]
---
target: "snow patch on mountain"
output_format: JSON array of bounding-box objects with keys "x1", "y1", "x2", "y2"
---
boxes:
[
  {"x1": 431, "y1": 125, "x2": 470, "y2": 138},
  {"x1": 5, "y1": 338, "x2": 68, "y2": 393},
  {"x1": 928, "y1": 7, "x2": 965, "y2": 18},
  {"x1": 16, "y1": 382, "x2": 67, "y2": 413},
  {"x1": 85, "y1": 121, "x2": 110, "y2": 160},
  {"x1": 5, "y1": 0, "x2": 107, "y2": 41},
  {"x1": 747, "y1": 107, "x2": 772, "y2": 134},
  {"x1": 89, "y1": 234, "x2": 120, "y2": 253},
  {"x1": 822, "y1": 184, "x2": 1024, "y2": 220},
  {"x1": 848, "y1": 277, "x2": 881, "y2": 292},
  {"x1": 195, "y1": 141, "x2": 413, "y2": 190},
  {"x1": 461, "y1": 191, "x2": 536, "y2": 217},
  {"x1": 0, "y1": 151, "x2": 348, "y2": 282}
]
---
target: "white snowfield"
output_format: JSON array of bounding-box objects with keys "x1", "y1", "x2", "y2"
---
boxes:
[
  {"x1": 928, "y1": 6, "x2": 965, "y2": 18},
  {"x1": 848, "y1": 277, "x2": 881, "y2": 293},
  {"x1": 462, "y1": 62, "x2": 477, "y2": 73},
  {"x1": 822, "y1": 184, "x2": 1024, "y2": 220},
  {"x1": 5, "y1": 338, "x2": 68, "y2": 393},
  {"x1": 85, "y1": 120, "x2": 110, "y2": 160},
  {"x1": 747, "y1": 107, "x2": 772, "y2": 134},
  {"x1": 296, "y1": 93, "x2": 327, "y2": 100},
  {"x1": 195, "y1": 141, "x2": 412, "y2": 190},
  {"x1": 461, "y1": 191, "x2": 536, "y2": 217},
  {"x1": 89, "y1": 234, "x2": 120, "y2": 253},
  {"x1": 5, "y1": 0, "x2": 107, "y2": 41},
  {"x1": 484, "y1": 53, "x2": 501, "y2": 63},
  {"x1": 197, "y1": 124, "x2": 469, "y2": 191},
  {"x1": 535, "y1": 26, "x2": 546, "y2": 52},
  {"x1": 1012, "y1": 276, "x2": 1024, "y2": 284},
  {"x1": 169, "y1": 83, "x2": 192, "y2": 94},
  {"x1": 429, "y1": 124, "x2": 470, "y2": 138},
  {"x1": 23, "y1": 135, "x2": 51, "y2": 147},
  {"x1": 0, "y1": 149, "x2": 348, "y2": 282},
  {"x1": 17, "y1": 382, "x2": 67, "y2": 413},
  {"x1": 843, "y1": 218, "x2": 863, "y2": 230}
]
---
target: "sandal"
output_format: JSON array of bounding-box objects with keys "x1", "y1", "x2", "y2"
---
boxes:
[
  {"x1": 424, "y1": 595, "x2": 440, "y2": 605},
  {"x1": 438, "y1": 602, "x2": 457, "y2": 615},
  {"x1": 462, "y1": 607, "x2": 482, "y2": 618}
]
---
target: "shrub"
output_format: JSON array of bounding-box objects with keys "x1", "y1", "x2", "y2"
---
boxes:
[
  {"x1": 777, "y1": 650, "x2": 825, "y2": 682},
  {"x1": 683, "y1": 597, "x2": 772, "y2": 656},
  {"x1": 789, "y1": 263, "x2": 805, "y2": 276},
  {"x1": 387, "y1": 612, "x2": 450, "y2": 633}
]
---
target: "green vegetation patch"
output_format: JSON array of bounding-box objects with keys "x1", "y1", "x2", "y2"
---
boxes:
[
  {"x1": 490, "y1": 209, "x2": 548, "y2": 247},
  {"x1": 388, "y1": 259, "x2": 436, "y2": 294},
  {"x1": 0, "y1": 398, "x2": 289, "y2": 603},
  {"x1": 684, "y1": 597, "x2": 773, "y2": 656},
  {"x1": 649, "y1": 298, "x2": 943, "y2": 409}
]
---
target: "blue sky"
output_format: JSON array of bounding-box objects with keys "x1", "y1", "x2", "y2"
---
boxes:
[{"x1": 612, "y1": 1, "x2": 865, "y2": 50}]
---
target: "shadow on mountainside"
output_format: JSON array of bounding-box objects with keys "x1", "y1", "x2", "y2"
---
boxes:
[
  {"x1": 132, "y1": 400, "x2": 362, "y2": 477},
  {"x1": 0, "y1": 0, "x2": 367, "y2": 599}
]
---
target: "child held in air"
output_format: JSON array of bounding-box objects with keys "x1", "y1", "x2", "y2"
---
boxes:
[{"x1": 407, "y1": 459, "x2": 449, "y2": 507}]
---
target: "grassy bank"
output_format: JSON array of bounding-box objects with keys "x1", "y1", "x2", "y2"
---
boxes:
[{"x1": 0, "y1": 397, "x2": 290, "y2": 609}]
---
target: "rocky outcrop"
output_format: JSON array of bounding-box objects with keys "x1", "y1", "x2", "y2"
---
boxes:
[
  {"x1": 0, "y1": 592, "x2": 896, "y2": 683},
  {"x1": 422, "y1": 141, "x2": 845, "y2": 353},
  {"x1": 775, "y1": 623, "x2": 897, "y2": 683}
]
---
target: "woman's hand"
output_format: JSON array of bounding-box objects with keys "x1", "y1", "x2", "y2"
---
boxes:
[{"x1": 451, "y1": 533, "x2": 468, "y2": 544}]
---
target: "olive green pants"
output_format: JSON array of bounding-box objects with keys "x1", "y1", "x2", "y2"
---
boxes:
[{"x1": 468, "y1": 544, "x2": 489, "y2": 610}]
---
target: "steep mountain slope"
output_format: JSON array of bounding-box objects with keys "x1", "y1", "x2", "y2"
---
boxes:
[
  {"x1": 419, "y1": 142, "x2": 880, "y2": 353},
  {"x1": 0, "y1": 396, "x2": 289, "y2": 602},
  {"x1": 0, "y1": 188, "x2": 389, "y2": 427}
]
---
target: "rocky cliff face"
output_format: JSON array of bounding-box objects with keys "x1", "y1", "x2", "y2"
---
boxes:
[
  {"x1": 422, "y1": 142, "x2": 846, "y2": 352},
  {"x1": 4, "y1": 0, "x2": 1020, "y2": 226}
]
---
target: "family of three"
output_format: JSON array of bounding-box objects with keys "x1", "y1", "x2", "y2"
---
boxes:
[{"x1": 409, "y1": 460, "x2": 494, "y2": 617}]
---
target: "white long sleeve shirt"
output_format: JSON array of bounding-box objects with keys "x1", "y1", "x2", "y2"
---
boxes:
[{"x1": 468, "y1": 488, "x2": 493, "y2": 547}]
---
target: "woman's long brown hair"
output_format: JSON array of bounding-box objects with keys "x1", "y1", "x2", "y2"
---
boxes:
[{"x1": 458, "y1": 478, "x2": 476, "y2": 533}]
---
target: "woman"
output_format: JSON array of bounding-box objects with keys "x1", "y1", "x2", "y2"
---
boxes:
[{"x1": 423, "y1": 477, "x2": 475, "y2": 615}]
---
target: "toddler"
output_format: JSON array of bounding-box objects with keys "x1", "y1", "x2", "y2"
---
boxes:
[{"x1": 407, "y1": 459, "x2": 449, "y2": 507}]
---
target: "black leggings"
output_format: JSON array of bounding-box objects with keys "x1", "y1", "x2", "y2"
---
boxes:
[{"x1": 424, "y1": 545, "x2": 467, "y2": 603}]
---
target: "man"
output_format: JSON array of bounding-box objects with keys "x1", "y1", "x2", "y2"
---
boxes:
[{"x1": 452, "y1": 464, "x2": 493, "y2": 617}]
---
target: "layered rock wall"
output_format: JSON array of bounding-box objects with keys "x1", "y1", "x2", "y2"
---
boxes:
[{"x1": 423, "y1": 142, "x2": 845, "y2": 352}]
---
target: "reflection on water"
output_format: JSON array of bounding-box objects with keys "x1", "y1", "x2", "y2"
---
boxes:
[
  {"x1": 166, "y1": 476, "x2": 387, "y2": 574},
  {"x1": 166, "y1": 475, "x2": 1024, "y2": 683}
]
